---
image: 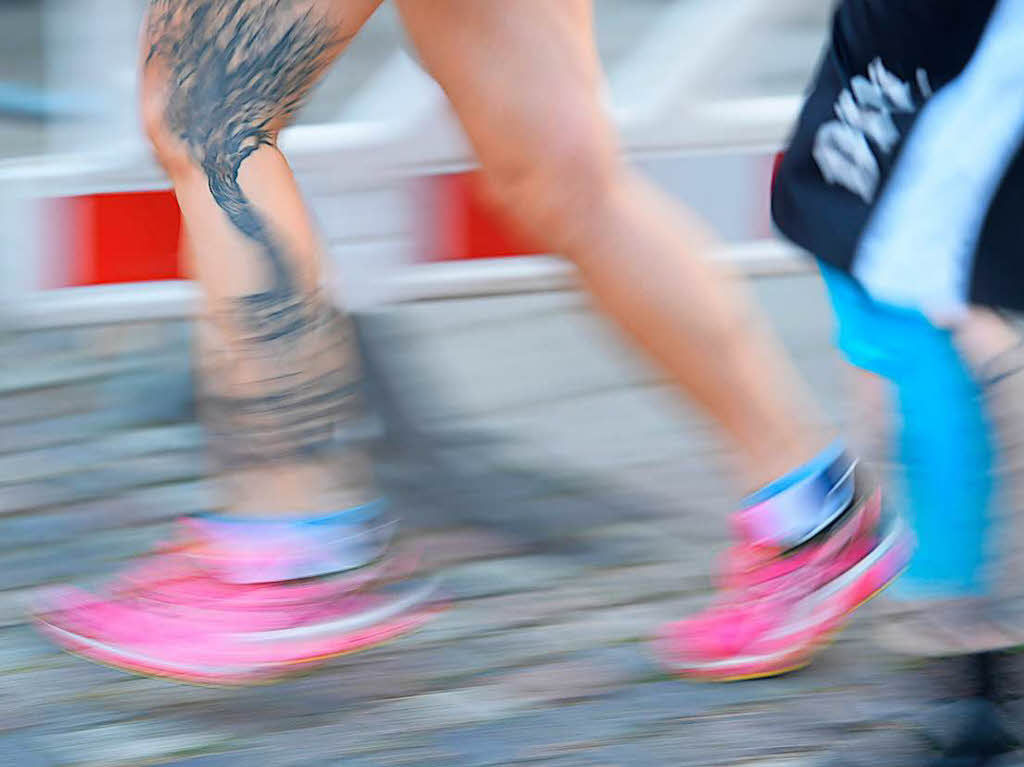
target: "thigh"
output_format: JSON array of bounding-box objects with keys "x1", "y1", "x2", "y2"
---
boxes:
[{"x1": 394, "y1": 0, "x2": 617, "y2": 177}]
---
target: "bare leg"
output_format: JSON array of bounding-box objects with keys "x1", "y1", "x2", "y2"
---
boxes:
[
  {"x1": 391, "y1": 1, "x2": 907, "y2": 684},
  {"x1": 847, "y1": 367, "x2": 893, "y2": 465},
  {"x1": 396, "y1": 0, "x2": 826, "y2": 491},
  {"x1": 32, "y1": 0, "x2": 446, "y2": 686},
  {"x1": 956, "y1": 308, "x2": 1022, "y2": 366},
  {"x1": 141, "y1": 0, "x2": 383, "y2": 516}
]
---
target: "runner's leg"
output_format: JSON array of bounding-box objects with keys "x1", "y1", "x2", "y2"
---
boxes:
[
  {"x1": 771, "y1": 0, "x2": 1024, "y2": 754},
  {"x1": 395, "y1": 0, "x2": 907, "y2": 681},
  {"x1": 141, "y1": 0, "x2": 383, "y2": 517},
  {"x1": 395, "y1": 0, "x2": 824, "y2": 492},
  {"x1": 815, "y1": 270, "x2": 1024, "y2": 765},
  {"x1": 32, "y1": 0, "x2": 442, "y2": 685}
]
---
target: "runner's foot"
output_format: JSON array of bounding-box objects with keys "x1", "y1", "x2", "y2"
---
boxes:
[
  {"x1": 33, "y1": 517, "x2": 444, "y2": 685},
  {"x1": 658, "y1": 467, "x2": 911, "y2": 681}
]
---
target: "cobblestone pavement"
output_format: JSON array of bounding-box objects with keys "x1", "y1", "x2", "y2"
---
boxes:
[{"x1": 0, "y1": 273, "x2": 1014, "y2": 766}]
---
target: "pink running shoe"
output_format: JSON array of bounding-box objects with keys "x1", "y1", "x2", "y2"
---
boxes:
[
  {"x1": 657, "y1": 473, "x2": 912, "y2": 681},
  {"x1": 33, "y1": 521, "x2": 444, "y2": 686}
]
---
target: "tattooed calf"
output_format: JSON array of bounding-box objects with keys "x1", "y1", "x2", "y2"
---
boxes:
[
  {"x1": 146, "y1": 1, "x2": 366, "y2": 467},
  {"x1": 146, "y1": 0, "x2": 344, "y2": 341},
  {"x1": 200, "y1": 300, "x2": 367, "y2": 468}
]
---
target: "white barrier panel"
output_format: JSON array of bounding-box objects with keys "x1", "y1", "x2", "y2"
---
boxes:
[
  {"x1": 4, "y1": 237, "x2": 809, "y2": 329},
  {"x1": 1, "y1": 0, "x2": 819, "y2": 327},
  {"x1": 389, "y1": 240, "x2": 809, "y2": 303}
]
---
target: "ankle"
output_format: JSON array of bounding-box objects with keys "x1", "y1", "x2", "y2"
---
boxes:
[
  {"x1": 741, "y1": 438, "x2": 832, "y2": 492},
  {"x1": 187, "y1": 500, "x2": 392, "y2": 583},
  {"x1": 220, "y1": 457, "x2": 376, "y2": 519},
  {"x1": 735, "y1": 440, "x2": 859, "y2": 548}
]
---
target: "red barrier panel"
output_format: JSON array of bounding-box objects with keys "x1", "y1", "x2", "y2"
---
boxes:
[
  {"x1": 56, "y1": 190, "x2": 183, "y2": 287},
  {"x1": 52, "y1": 172, "x2": 543, "y2": 288},
  {"x1": 425, "y1": 172, "x2": 543, "y2": 262}
]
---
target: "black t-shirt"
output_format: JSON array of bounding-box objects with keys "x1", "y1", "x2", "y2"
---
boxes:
[
  {"x1": 772, "y1": 0, "x2": 1024, "y2": 310},
  {"x1": 832, "y1": 0, "x2": 995, "y2": 91}
]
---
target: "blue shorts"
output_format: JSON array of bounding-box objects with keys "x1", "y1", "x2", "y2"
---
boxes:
[{"x1": 819, "y1": 263, "x2": 995, "y2": 598}]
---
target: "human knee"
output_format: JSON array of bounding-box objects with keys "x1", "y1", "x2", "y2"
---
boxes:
[
  {"x1": 481, "y1": 124, "x2": 620, "y2": 251},
  {"x1": 139, "y1": 82, "x2": 195, "y2": 179}
]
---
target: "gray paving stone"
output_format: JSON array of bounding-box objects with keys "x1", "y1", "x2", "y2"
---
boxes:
[
  {"x1": 416, "y1": 528, "x2": 529, "y2": 571},
  {"x1": 572, "y1": 521, "x2": 700, "y2": 567},
  {"x1": 372, "y1": 686, "x2": 534, "y2": 731},
  {"x1": 0, "y1": 384, "x2": 99, "y2": 428},
  {"x1": 0, "y1": 732, "x2": 59, "y2": 767},
  {"x1": 0, "y1": 487, "x2": 199, "y2": 552},
  {"x1": 295, "y1": 749, "x2": 458, "y2": 767},
  {"x1": 442, "y1": 556, "x2": 586, "y2": 600},
  {"x1": 93, "y1": 424, "x2": 204, "y2": 459},
  {"x1": 239, "y1": 723, "x2": 429, "y2": 764},
  {"x1": 558, "y1": 561, "x2": 711, "y2": 607},
  {"x1": 433, "y1": 704, "x2": 643, "y2": 766},
  {"x1": 0, "y1": 411, "x2": 124, "y2": 456},
  {"x1": 0, "y1": 526, "x2": 160, "y2": 593},
  {"x1": 42, "y1": 721, "x2": 228, "y2": 767},
  {"x1": 489, "y1": 655, "x2": 636, "y2": 705},
  {"x1": 0, "y1": 358, "x2": 146, "y2": 397},
  {"x1": 0, "y1": 627, "x2": 61, "y2": 672},
  {"x1": 101, "y1": 368, "x2": 195, "y2": 425},
  {"x1": 157, "y1": 755, "x2": 256, "y2": 767},
  {"x1": 0, "y1": 454, "x2": 205, "y2": 515},
  {"x1": 386, "y1": 303, "x2": 656, "y2": 423}
]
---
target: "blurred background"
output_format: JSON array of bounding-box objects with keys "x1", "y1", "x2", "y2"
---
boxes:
[
  {"x1": 0, "y1": 0, "x2": 827, "y2": 155},
  {"x1": 0, "y1": 2, "x2": 926, "y2": 766}
]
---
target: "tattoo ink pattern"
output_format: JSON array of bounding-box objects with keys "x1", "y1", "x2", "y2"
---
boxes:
[
  {"x1": 145, "y1": 1, "x2": 367, "y2": 468},
  {"x1": 147, "y1": 0, "x2": 345, "y2": 341},
  {"x1": 200, "y1": 301, "x2": 368, "y2": 467}
]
